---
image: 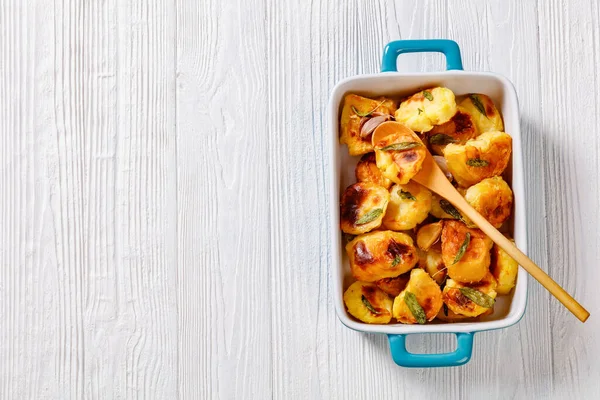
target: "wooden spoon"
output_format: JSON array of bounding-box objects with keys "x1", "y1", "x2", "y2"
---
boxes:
[{"x1": 412, "y1": 149, "x2": 590, "y2": 322}]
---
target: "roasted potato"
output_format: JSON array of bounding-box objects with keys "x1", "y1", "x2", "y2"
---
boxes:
[
  {"x1": 422, "y1": 245, "x2": 446, "y2": 285},
  {"x1": 441, "y1": 220, "x2": 493, "y2": 283},
  {"x1": 340, "y1": 94, "x2": 397, "y2": 156},
  {"x1": 355, "y1": 153, "x2": 393, "y2": 189},
  {"x1": 395, "y1": 87, "x2": 458, "y2": 133},
  {"x1": 459, "y1": 94, "x2": 504, "y2": 133},
  {"x1": 343, "y1": 281, "x2": 393, "y2": 324},
  {"x1": 428, "y1": 106, "x2": 479, "y2": 155},
  {"x1": 383, "y1": 182, "x2": 432, "y2": 231},
  {"x1": 340, "y1": 182, "x2": 390, "y2": 235},
  {"x1": 392, "y1": 268, "x2": 443, "y2": 323},
  {"x1": 346, "y1": 231, "x2": 419, "y2": 282},
  {"x1": 464, "y1": 176, "x2": 513, "y2": 228},
  {"x1": 416, "y1": 221, "x2": 443, "y2": 251},
  {"x1": 436, "y1": 305, "x2": 475, "y2": 322},
  {"x1": 443, "y1": 131, "x2": 512, "y2": 187},
  {"x1": 490, "y1": 240, "x2": 518, "y2": 295},
  {"x1": 372, "y1": 122, "x2": 427, "y2": 184},
  {"x1": 376, "y1": 273, "x2": 410, "y2": 297},
  {"x1": 442, "y1": 272, "x2": 497, "y2": 317}
]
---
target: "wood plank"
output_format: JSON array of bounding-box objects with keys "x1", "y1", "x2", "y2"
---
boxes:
[
  {"x1": 0, "y1": 0, "x2": 178, "y2": 398},
  {"x1": 175, "y1": 0, "x2": 272, "y2": 398}
]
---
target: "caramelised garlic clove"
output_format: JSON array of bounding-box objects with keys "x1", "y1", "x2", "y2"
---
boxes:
[
  {"x1": 416, "y1": 221, "x2": 443, "y2": 251},
  {"x1": 360, "y1": 115, "x2": 391, "y2": 138}
]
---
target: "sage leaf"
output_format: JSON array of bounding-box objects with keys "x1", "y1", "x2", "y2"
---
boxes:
[
  {"x1": 352, "y1": 100, "x2": 385, "y2": 117},
  {"x1": 443, "y1": 303, "x2": 449, "y2": 317},
  {"x1": 439, "y1": 199, "x2": 462, "y2": 220},
  {"x1": 404, "y1": 291, "x2": 426, "y2": 324},
  {"x1": 429, "y1": 134, "x2": 457, "y2": 145},
  {"x1": 466, "y1": 158, "x2": 490, "y2": 167},
  {"x1": 362, "y1": 295, "x2": 380, "y2": 314},
  {"x1": 356, "y1": 208, "x2": 383, "y2": 225},
  {"x1": 380, "y1": 142, "x2": 422, "y2": 151},
  {"x1": 423, "y1": 90, "x2": 434, "y2": 101},
  {"x1": 459, "y1": 287, "x2": 495, "y2": 308},
  {"x1": 399, "y1": 190, "x2": 416, "y2": 201},
  {"x1": 452, "y1": 232, "x2": 471, "y2": 265},
  {"x1": 418, "y1": 108, "x2": 423, "y2": 115},
  {"x1": 469, "y1": 94, "x2": 487, "y2": 118},
  {"x1": 391, "y1": 255, "x2": 402, "y2": 267}
]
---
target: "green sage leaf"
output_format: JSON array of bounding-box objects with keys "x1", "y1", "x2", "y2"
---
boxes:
[
  {"x1": 452, "y1": 232, "x2": 471, "y2": 265},
  {"x1": 380, "y1": 142, "x2": 422, "y2": 151},
  {"x1": 417, "y1": 108, "x2": 423, "y2": 115},
  {"x1": 423, "y1": 90, "x2": 434, "y2": 101},
  {"x1": 469, "y1": 94, "x2": 487, "y2": 118},
  {"x1": 391, "y1": 255, "x2": 402, "y2": 267},
  {"x1": 399, "y1": 190, "x2": 416, "y2": 201},
  {"x1": 459, "y1": 287, "x2": 495, "y2": 308},
  {"x1": 429, "y1": 134, "x2": 457, "y2": 145},
  {"x1": 355, "y1": 208, "x2": 383, "y2": 225},
  {"x1": 352, "y1": 100, "x2": 385, "y2": 117},
  {"x1": 404, "y1": 291, "x2": 426, "y2": 324},
  {"x1": 362, "y1": 295, "x2": 380, "y2": 314},
  {"x1": 466, "y1": 158, "x2": 490, "y2": 167},
  {"x1": 439, "y1": 199, "x2": 462, "y2": 220}
]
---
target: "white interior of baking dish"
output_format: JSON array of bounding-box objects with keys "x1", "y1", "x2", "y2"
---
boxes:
[{"x1": 328, "y1": 71, "x2": 528, "y2": 335}]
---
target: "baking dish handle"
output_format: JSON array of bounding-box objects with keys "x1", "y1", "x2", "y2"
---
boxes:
[
  {"x1": 381, "y1": 39, "x2": 463, "y2": 72},
  {"x1": 387, "y1": 332, "x2": 474, "y2": 368}
]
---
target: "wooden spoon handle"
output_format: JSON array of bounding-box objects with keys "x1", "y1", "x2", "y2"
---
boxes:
[{"x1": 446, "y1": 191, "x2": 590, "y2": 323}]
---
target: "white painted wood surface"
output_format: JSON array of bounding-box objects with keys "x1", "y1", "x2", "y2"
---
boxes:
[{"x1": 1, "y1": 0, "x2": 599, "y2": 398}]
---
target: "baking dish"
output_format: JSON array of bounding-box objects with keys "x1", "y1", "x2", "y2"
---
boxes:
[{"x1": 328, "y1": 40, "x2": 527, "y2": 367}]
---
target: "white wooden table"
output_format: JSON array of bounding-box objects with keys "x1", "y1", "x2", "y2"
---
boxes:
[{"x1": 1, "y1": 0, "x2": 599, "y2": 399}]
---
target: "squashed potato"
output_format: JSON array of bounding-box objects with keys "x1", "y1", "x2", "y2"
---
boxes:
[
  {"x1": 340, "y1": 94, "x2": 397, "y2": 156},
  {"x1": 392, "y1": 268, "x2": 443, "y2": 323},
  {"x1": 343, "y1": 281, "x2": 393, "y2": 324},
  {"x1": 383, "y1": 181, "x2": 432, "y2": 231},
  {"x1": 340, "y1": 182, "x2": 390, "y2": 235},
  {"x1": 444, "y1": 131, "x2": 512, "y2": 187},
  {"x1": 465, "y1": 176, "x2": 513, "y2": 228},
  {"x1": 346, "y1": 231, "x2": 419, "y2": 282},
  {"x1": 490, "y1": 240, "x2": 518, "y2": 295},
  {"x1": 442, "y1": 272, "x2": 497, "y2": 317},
  {"x1": 441, "y1": 220, "x2": 493, "y2": 283},
  {"x1": 436, "y1": 306, "x2": 475, "y2": 322},
  {"x1": 372, "y1": 121, "x2": 426, "y2": 184},
  {"x1": 428, "y1": 106, "x2": 479, "y2": 155},
  {"x1": 376, "y1": 273, "x2": 410, "y2": 297},
  {"x1": 355, "y1": 153, "x2": 393, "y2": 189},
  {"x1": 395, "y1": 87, "x2": 458, "y2": 133},
  {"x1": 459, "y1": 94, "x2": 504, "y2": 133}
]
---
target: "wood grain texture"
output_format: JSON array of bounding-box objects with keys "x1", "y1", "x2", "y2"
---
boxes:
[
  {"x1": 0, "y1": 0, "x2": 178, "y2": 398},
  {"x1": 2, "y1": 0, "x2": 600, "y2": 399}
]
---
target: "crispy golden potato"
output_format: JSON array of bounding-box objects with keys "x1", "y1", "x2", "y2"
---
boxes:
[
  {"x1": 490, "y1": 240, "x2": 519, "y2": 295},
  {"x1": 346, "y1": 231, "x2": 419, "y2": 282},
  {"x1": 340, "y1": 182, "x2": 390, "y2": 235},
  {"x1": 459, "y1": 94, "x2": 504, "y2": 133},
  {"x1": 444, "y1": 131, "x2": 512, "y2": 187},
  {"x1": 441, "y1": 221, "x2": 493, "y2": 283},
  {"x1": 383, "y1": 182, "x2": 432, "y2": 231},
  {"x1": 416, "y1": 221, "x2": 443, "y2": 251},
  {"x1": 442, "y1": 272, "x2": 497, "y2": 317},
  {"x1": 428, "y1": 106, "x2": 479, "y2": 155},
  {"x1": 465, "y1": 176, "x2": 513, "y2": 228},
  {"x1": 376, "y1": 273, "x2": 410, "y2": 297},
  {"x1": 372, "y1": 122, "x2": 426, "y2": 184},
  {"x1": 395, "y1": 87, "x2": 458, "y2": 133},
  {"x1": 422, "y1": 246, "x2": 446, "y2": 285},
  {"x1": 436, "y1": 306, "x2": 474, "y2": 322},
  {"x1": 355, "y1": 153, "x2": 392, "y2": 189},
  {"x1": 392, "y1": 268, "x2": 443, "y2": 323},
  {"x1": 340, "y1": 94, "x2": 397, "y2": 156},
  {"x1": 343, "y1": 281, "x2": 393, "y2": 324}
]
